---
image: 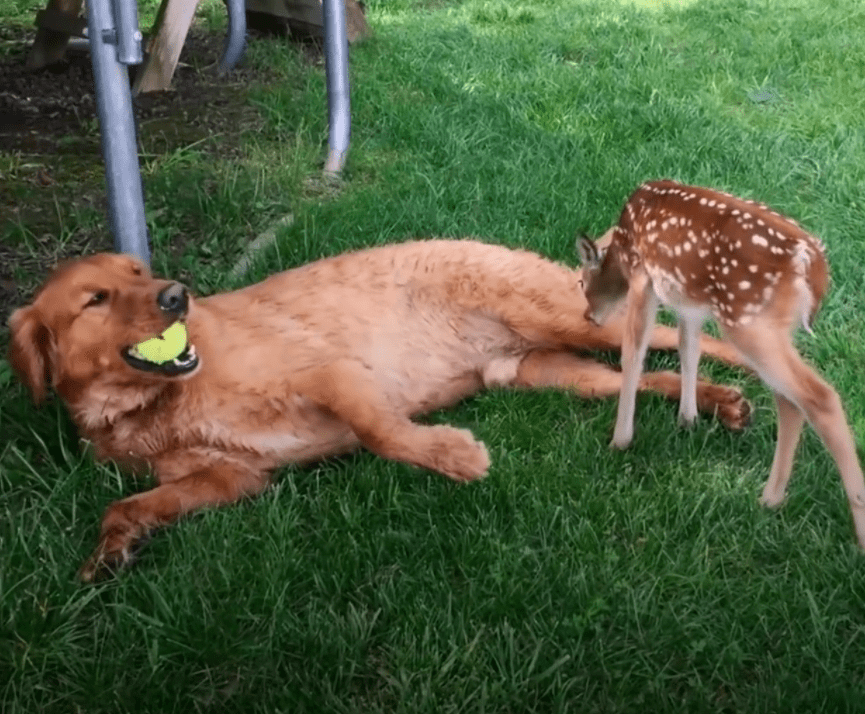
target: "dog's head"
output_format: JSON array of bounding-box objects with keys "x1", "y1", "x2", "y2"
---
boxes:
[{"x1": 8, "y1": 253, "x2": 200, "y2": 405}]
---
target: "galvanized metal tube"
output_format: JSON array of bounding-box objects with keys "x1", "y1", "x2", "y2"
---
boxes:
[
  {"x1": 322, "y1": 0, "x2": 350, "y2": 175},
  {"x1": 219, "y1": 0, "x2": 247, "y2": 74},
  {"x1": 85, "y1": 0, "x2": 150, "y2": 263}
]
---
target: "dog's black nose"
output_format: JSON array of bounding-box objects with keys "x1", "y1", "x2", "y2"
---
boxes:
[{"x1": 157, "y1": 283, "x2": 188, "y2": 316}]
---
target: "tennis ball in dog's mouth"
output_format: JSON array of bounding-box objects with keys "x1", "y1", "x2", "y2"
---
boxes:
[{"x1": 130, "y1": 322, "x2": 188, "y2": 364}]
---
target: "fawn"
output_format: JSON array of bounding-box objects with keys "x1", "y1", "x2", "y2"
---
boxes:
[{"x1": 577, "y1": 179, "x2": 865, "y2": 549}]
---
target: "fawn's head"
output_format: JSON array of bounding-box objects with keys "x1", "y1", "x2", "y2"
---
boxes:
[{"x1": 577, "y1": 234, "x2": 630, "y2": 326}]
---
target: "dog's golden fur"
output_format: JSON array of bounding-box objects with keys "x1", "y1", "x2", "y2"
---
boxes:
[{"x1": 9, "y1": 239, "x2": 749, "y2": 580}]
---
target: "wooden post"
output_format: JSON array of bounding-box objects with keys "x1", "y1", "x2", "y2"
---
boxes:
[
  {"x1": 245, "y1": 0, "x2": 371, "y2": 43},
  {"x1": 26, "y1": 0, "x2": 85, "y2": 69},
  {"x1": 133, "y1": 0, "x2": 204, "y2": 94}
]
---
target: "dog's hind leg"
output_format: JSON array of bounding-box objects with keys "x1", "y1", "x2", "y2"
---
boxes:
[
  {"x1": 514, "y1": 349, "x2": 751, "y2": 431},
  {"x1": 294, "y1": 360, "x2": 490, "y2": 481},
  {"x1": 496, "y1": 280, "x2": 744, "y2": 367}
]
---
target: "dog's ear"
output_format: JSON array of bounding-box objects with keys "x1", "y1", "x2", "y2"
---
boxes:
[{"x1": 8, "y1": 306, "x2": 53, "y2": 404}]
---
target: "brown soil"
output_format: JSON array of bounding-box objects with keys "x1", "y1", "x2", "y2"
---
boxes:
[{"x1": 0, "y1": 22, "x2": 312, "y2": 319}]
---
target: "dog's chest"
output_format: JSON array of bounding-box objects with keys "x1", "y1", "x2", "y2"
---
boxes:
[
  {"x1": 89, "y1": 391, "x2": 359, "y2": 469},
  {"x1": 203, "y1": 416, "x2": 358, "y2": 463}
]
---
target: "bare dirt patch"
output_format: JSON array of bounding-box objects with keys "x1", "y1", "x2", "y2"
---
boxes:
[{"x1": 0, "y1": 23, "x2": 299, "y2": 317}]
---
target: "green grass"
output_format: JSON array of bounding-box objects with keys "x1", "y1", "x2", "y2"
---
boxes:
[{"x1": 3, "y1": 0, "x2": 865, "y2": 711}]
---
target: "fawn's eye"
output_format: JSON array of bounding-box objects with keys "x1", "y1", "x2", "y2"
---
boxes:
[{"x1": 86, "y1": 291, "x2": 109, "y2": 307}]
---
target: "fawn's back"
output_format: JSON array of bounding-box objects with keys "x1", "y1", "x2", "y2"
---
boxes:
[{"x1": 610, "y1": 180, "x2": 829, "y2": 329}]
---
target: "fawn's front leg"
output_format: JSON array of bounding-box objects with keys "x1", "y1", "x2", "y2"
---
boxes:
[
  {"x1": 613, "y1": 274, "x2": 659, "y2": 449},
  {"x1": 677, "y1": 313, "x2": 704, "y2": 428}
]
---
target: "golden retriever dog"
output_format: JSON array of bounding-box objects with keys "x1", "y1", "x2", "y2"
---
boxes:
[{"x1": 9, "y1": 239, "x2": 749, "y2": 581}]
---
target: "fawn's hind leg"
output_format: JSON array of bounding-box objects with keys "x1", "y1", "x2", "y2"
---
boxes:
[
  {"x1": 724, "y1": 323, "x2": 865, "y2": 549},
  {"x1": 760, "y1": 393, "x2": 805, "y2": 508}
]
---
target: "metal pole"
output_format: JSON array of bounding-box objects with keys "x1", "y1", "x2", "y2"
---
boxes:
[
  {"x1": 84, "y1": 0, "x2": 150, "y2": 264},
  {"x1": 322, "y1": 0, "x2": 350, "y2": 175},
  {"x1": 219, "y1": 0, "x2": 247, "y2": 74}
]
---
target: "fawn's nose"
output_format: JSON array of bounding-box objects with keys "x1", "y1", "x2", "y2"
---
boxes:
[{"x1": 157, "y1": 283, "x2": 189, "y2": 316}]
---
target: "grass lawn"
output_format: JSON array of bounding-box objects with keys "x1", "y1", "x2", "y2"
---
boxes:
[{"x1": 3, "y1": 0, "x2": 865, "y2": 711}]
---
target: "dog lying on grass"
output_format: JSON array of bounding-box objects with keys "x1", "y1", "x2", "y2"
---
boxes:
[{"x1": 8, "y1": 239, "x2": 749, "y2": 580}]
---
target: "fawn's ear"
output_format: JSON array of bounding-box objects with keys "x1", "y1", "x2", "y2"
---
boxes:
[
  {"x1": 8, "y1": 305, "x2": 54, "y2": 404},
  {"x1": 576, "y1": 235, "x2": 601, "y2": 267},
  {"x1": 595, "y1": 227, "x2": 616, "y2": 251}
]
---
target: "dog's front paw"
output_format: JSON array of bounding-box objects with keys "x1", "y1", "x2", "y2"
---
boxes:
[
  {"x1": 78, "y1": 501, "x2": 148, "y2": 582},
  {"x1": 428, "y1": 425, "x2": 490, "y2": 482},
  {"x1": 78, "y1": 537, "x2": 136, "y2": 583}
]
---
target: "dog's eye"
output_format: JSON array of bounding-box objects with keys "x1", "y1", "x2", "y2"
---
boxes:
[{"x1": 86, "y1": 291, "x2": 109, "y2": 307}]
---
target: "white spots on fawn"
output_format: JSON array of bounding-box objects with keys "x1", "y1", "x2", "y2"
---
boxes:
[{"x1": 587, "y1": 179, "x2": 828, "y2": 332}]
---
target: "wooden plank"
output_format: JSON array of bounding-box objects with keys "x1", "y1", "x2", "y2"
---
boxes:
[
  {"x1": 133, "y1": 0, "x2": 204, "y2": 94},
  {"x1": 245, "y1": 0, "x2": 371, "y2": 42},
  {"x1": 246, "y1": 0, "x2": 322, "y2": 26},
  {"x1": 26, "y1": 0, "x2": 84, "y2": 69}
]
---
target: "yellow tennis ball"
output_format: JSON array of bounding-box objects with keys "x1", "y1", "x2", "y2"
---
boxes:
[{"x1": 133, "y1": 322, "x2": 188, "y2": 364}]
